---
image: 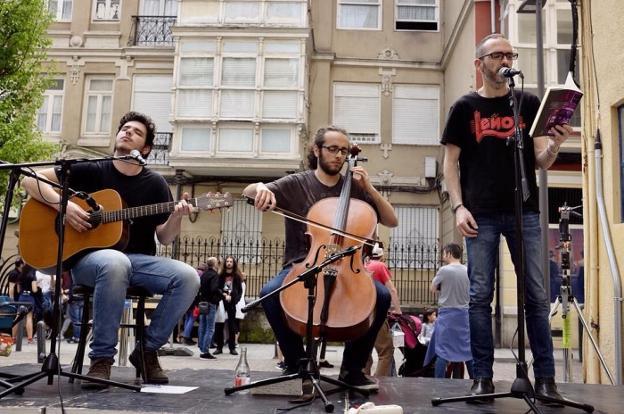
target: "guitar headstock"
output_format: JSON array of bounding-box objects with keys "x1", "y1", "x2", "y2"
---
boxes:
[{"x1": 194, "y1": 192, "x2": 233, "y2": 211}]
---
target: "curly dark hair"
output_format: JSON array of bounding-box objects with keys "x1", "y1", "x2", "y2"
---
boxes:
[
  {"x1": 306, "y1": 126, "x2": 349, "y2": 169},
  {"x1": 116, "y1": 111, "x2": 156, "y2": 157}
]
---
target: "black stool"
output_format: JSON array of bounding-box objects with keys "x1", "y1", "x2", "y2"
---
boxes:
[{"x1": 69, "y1": 285, "x2": 153, "y2": 383}]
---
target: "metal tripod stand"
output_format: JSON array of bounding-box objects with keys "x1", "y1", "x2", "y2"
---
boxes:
[{"x1": 549, "y1": 204, "x2": 615, "y2": 384}]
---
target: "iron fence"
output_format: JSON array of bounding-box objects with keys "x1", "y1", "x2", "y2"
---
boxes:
[
  {"x1": 146, "y1": 132, "x2": 171, "y2": 166},
  {"x1": 157, "y1": 236, "x2": 441, "y2": 307},
  {"x1": 129, "y1": 16, "x2": 176, "y2": 46}
]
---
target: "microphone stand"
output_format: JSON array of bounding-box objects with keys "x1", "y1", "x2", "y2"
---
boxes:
[
  {"x1": 224, "y1": 245, "x2": 368, "y2": 413},
  {"x1": 0, "y1": 155, "x2": 145, "y2": 399},
  {"x1": 431, "y1": 76, "x2": 593, "y2": 413}
]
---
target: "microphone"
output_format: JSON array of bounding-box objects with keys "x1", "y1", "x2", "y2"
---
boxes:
[
  {"x1": 129, "y1": 149, "x2": 147, "y2": 166},
  {"x1": 498, "y1": 67, "x2": 523, "y2": 78}
]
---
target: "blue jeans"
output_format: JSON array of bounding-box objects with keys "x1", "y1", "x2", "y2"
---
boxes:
[
  {"x1": 71, "y1": 250, "x2": 199, "y2": 361},
  {"x1": 183, "y1": 308, "x2": 196, "y2": 338},
  {"x1": 197, "y1": 303, "x2": 217, "y2": 354},
  {"x1": 260, "y1": 266, "x2": 390, "y2": 374},
  {"x1": 466, "y1": 212, "x2": 555, "y2": 379},
  {"x1": 434, "y1": 356, "x2": 474, "y2": 378},
  {"x1": 68, "y1": 300, "x2": 84, "y2": 339}
]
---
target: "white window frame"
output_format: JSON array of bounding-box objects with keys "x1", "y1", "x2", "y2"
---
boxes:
[
  {"x1": 92, "y1": 0, "x2": 121, "y2": 21},
  {"x1": 140, "y1": 0, "x2": 177, "y2": 16},
  {"x1": 508, "y1": 0, "x2": 581, "y2": 129},
  {"x1": 337, "y1": 0, "x2": 382, "y2": 31},
  {"x1": 392, "y1": 84, "x2": 440, "y2": 146},
  {"x1": 173, "y1": 38, "x2": 302, "y2": 157},
  {"x1": 332, "y1": 82, "x2": 380, "y2": 144},
  {"x1": 394, "y1": 0, "x2": 440, "y2": 32},
  {"x1": 132, "y1": 74, "x2": 173, "y2": 133},
  {"x1": 82, "y1": 76, "x2": 114, "y2": 137},
  {"x1": 38, "y1": 79, "x2": 65, "y2": 135},
  {"x1": 47, "y1": 0, "x2": 72, "y2": 21}
]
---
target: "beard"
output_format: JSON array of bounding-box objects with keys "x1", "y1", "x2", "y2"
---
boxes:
[
  {"x1": 317, "y1": 154, "x2": 344, "y2": 176},
  {"x1": 483, "y1": 65, "x2": 507, "y2": 85}
]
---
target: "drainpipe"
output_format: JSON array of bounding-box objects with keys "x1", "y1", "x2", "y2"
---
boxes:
[
  {"x1": 490, "y1": 0, "x2": 496, "y2": 33},
  {"x1": 594, "y1": 130, "x2": 623, "y2": 385}
]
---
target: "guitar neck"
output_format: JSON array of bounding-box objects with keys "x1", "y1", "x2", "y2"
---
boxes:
[{"x1": 99, "y1": 198, "x2": 198, "y2": 224}]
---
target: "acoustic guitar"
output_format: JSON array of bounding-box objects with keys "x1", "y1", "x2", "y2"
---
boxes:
[{"x1": 19, "y1": 189, "x2": 232, "y2": 271}]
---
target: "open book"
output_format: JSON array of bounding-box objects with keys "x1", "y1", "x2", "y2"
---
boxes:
[{"x1": 529, "y1": 72, "x2": 583, "y2": 137}]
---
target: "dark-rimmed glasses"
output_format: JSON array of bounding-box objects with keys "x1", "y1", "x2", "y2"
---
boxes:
[
  {"x1": 479, "y1": 52, "x2": 519, "y2": 61},
  {"x1": 321, "y1": 145, "x2": 349, "y2": 156}
]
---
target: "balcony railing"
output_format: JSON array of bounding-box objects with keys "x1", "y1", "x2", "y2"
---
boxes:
[
  {"x1": 146, "y1": 132, "x2": 171, "y2": 165},
  {"x1": 129, "y1": 15, "x2": 176, "y2": 46}
]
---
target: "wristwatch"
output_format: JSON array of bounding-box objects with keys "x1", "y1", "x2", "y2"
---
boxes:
[{"x1": 451, "y1": 203, "x2": 463, "y2": 214}]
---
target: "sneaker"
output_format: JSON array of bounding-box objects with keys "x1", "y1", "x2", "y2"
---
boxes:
[
  {"x1": 230, "y1": 349, "x2": 239, "y2": 356},
  {"x1": 129, "y1": 347, "x2": 169, "y2": 384},
  {"x1": 276, "y1": 361, "x2": 286, "y2": 370},
  {"x1": 319, "y1": 359, "x2": 334, "y2": 369},
  {"x1": 200, "y1": 352, "x2": 216, "y2": 359},
  {"x1": 213, "y1": 348, "x2": 223, "y2": 355},
  {"x1": 82, "y1": 358, "x2": 113, "y2": 390},
  {"x1": 339, "y1": 372, "x2": 379, "y2": 391}
]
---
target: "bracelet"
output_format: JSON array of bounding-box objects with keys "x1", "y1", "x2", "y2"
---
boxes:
[{"x1": 451, "y1": 203, "x2": 463, "y2": 214}]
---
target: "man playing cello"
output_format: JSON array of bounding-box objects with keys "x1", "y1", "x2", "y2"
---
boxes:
[{"x1": 243, "y1": 126, "x2": 398, "y2": 391}]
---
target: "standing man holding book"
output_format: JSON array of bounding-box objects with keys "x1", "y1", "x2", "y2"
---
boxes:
[{"x1": 442, "y1": 33, "x2": 572, "y2": 404}]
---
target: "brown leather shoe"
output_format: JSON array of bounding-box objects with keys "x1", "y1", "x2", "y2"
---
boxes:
[
  {"x1": 82, "y1": 358, "x2": 113, "y2": 390},
  {"x1": 129, "y1": 347, "x2": 169, "y2": 384}
]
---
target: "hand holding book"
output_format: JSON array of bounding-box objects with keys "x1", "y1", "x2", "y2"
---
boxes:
[{"x1": 529, "y1": 72, "x2": 583, "y2": 138}]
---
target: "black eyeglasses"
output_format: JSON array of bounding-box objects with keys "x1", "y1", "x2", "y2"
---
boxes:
[
  {"x1": 479, "y1": 52, "x2": 519, "y2": 61},
  {"x1": 321, "y1": 145, "x2": 349, "y2": 156}
]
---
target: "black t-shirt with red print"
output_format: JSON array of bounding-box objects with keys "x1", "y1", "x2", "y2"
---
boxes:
[{"x1": 441, "y1": 90, "x2": 541, "y2": 215}]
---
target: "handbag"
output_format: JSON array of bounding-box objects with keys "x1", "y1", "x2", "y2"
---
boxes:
[{"x1": 198, "y1": 301, "x2": 211, "y2": 315}]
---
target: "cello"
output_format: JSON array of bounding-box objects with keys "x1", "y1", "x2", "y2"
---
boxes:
[{"x1": 279, "y1": 146, "x2": 378, "y2": 341}]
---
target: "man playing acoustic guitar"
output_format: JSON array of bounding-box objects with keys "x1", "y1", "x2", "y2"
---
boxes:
[{"x1": 21, "y1": 111, "x2": 200, "y2": 389}]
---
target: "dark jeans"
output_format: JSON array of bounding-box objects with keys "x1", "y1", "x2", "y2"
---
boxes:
[
  {"x1": 215, "y1": 304, "x2": 238, "y2": 351},
  {"x1": 466, "y1": 212, "x2": 555, "y2": 379},
  {"x1": 260, "y1": 266, "x2": 390, "y2": 374}
]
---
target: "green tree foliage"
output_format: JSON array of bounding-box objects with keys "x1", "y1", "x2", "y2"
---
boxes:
[{"x1": 0, "y1": 0, "x2": 55, "y2": 202}]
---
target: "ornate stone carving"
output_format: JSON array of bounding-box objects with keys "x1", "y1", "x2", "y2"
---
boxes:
[
  {"x1": 69, "y1": 35, "x2": 83, "y2": 48},
  {"x1": 69, "y1": 56, "x2": 83, "y2": 85},
  {"x1": 378, "y1": 68, "x2": 396, "y2": 96},
  {"x1": 378, "y1": 169, "x2": 394, "y2": 185},
  {"x1": 380, "y1": 143, "x2": 392, "y2": 159},
  {"x1": 378, "y1": 48, "x2": 400, "y2": 60}
]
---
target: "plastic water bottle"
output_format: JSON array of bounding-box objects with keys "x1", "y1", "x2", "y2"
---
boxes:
[{"x1": 234, "y1": 346, "x2": 251, "y2": 393}]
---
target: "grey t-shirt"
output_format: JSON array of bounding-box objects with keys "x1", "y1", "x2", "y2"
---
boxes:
[
  {"x1": 266, "y1": 170, "x2": 378, "y2": 267},
  {"x1": 431, "y1": 263, "x2": 470, "y2": 309}
]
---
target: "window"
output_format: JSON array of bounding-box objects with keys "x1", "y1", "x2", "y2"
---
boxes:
[
  {"x1": 337, "y1": 0, "x2": 381, "y2": 30},
  {"x1": 333, "y1": 83, "x2": 380, "y2": 143},
  {"x1": 392, "y1": 84, "x2": 439, "y2": 145},
  {"x1": 48, "y1": 0, "x2": 72, "y2": 21},
  {"x1": 619, "y1": 105, "x2": 624, "y2": 222},
  {"x1": 174, "y1": 38, "x2": 302, "y2": 155},
  {"x1": 93, "y1": 0, "x2": 120, "y2": 21},
  {"x1": 132, "y1": 75, "x2": 173, "y2": 133},
  {"x1": 181, "y1": 127, "x2": 211, "y2": 152},
  {"x1": 37, "y1": 79, "x2": 64, "y2": 134},
  {"x1": 510, "y1": 0, "x2": 581, "y2": 128},
  {"x1": 140, "y1": 0, "x2": 177, "y2": 15},
  {"x1": 395, "y1": 0, "x2": 439, "y2": 31},
  {"x1": 83, "y1": 77, "x2": 113, "y2": 135},
  {"x1": 390, "y1": 206, "x2": 439, "y2": 268},
  {"x1": 220, "y1": 199, "x2": 262, "y2": 262}
]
